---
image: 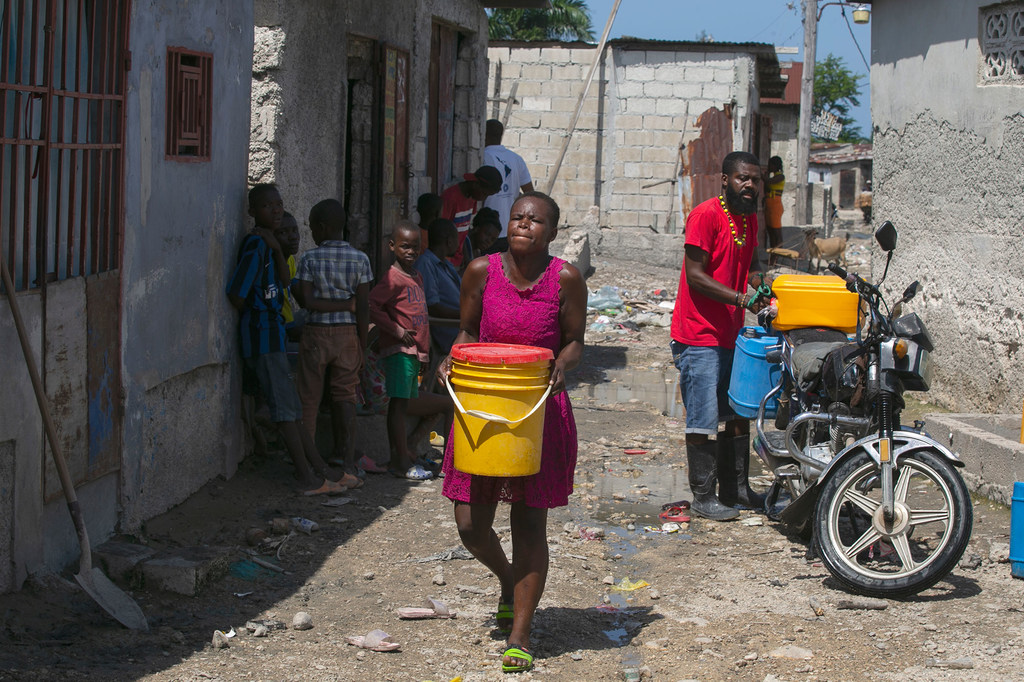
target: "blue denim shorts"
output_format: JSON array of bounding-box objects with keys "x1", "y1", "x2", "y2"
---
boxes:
[
  {"x1": 670, "y1": 340, "x2": 739, "y2": 435},
  {"x1": 246, "y1": 352, "x2": 302, "y2": 423}
]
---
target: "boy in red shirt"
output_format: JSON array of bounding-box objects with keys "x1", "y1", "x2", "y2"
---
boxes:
[
  {"x1": 369, "y1": 221, "x2": 433, "y2": 480},
  {"x1": 440, "y1": 165, "x2": 502, "y2": 269}
]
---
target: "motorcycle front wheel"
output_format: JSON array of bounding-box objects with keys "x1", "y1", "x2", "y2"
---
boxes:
[{"x1": 813, "y1": 449, "x2": 972, "y2": 598}]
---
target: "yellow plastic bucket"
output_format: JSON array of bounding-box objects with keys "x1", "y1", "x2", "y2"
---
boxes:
[{"x1": 447, "y1": 343, "x2": 553, "y2": 477}]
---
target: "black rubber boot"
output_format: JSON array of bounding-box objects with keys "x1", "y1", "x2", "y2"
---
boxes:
[
  {"x1": 687, "y1": 440, "x2": 739, "y2": 521},
  {"x1": 717, "y1": 433, "x2": 767, "y2": 511}
]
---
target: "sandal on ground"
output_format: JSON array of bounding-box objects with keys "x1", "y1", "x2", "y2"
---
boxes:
[
  {"x1": 388, "y1": 464, "x2": 434, "y2": 481},
  {"x1": 301, "y1": 479, "x2": 348, "y2": 496},
  {"x1": 501, "y1": 645, "x2": 533, "y2": 673},
  {"x1": 396, "y1": 597, "x2": 456, "y2": 620},
  {"x1": 658, "y1": 506, "x2": 691, "y2": 523},
  {"x1": 338, "y1": 472, "x2": 363, "y2": 489},
  {"x1": 660, "y1": 499, "x2": 691, "y2": 511},
  {"x1": 495, "y1": 601, "x2": 514, "y2": 634},
  {"x1": 358, "y1": 454, "x2": 388, "y2": 474}
]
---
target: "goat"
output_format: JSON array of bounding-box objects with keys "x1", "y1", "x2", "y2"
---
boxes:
[{"x1": 804, "y1": 229, "x2": 849, "y2": 273}]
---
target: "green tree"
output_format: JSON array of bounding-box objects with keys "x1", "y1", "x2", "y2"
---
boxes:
[
  {"x1": 813, "y1": 53, "x2": 867, "y2": 142},
  {"x1": 488, "y1": 0, "x2": 594, "y2": 42}
]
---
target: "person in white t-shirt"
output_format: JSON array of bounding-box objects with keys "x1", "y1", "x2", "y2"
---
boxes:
[{"x1": 482, "y1": 119, "x2": 534, "y2": 252}]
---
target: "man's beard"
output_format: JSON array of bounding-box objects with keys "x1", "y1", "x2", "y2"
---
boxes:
[{"x1": 725, "y1": 184, "x2": 757, "y2": 215}]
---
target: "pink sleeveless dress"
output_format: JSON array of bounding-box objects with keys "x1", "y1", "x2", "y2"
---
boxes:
[{"x1": 441, "y1": 253, "x2": 578, "y2": 508}]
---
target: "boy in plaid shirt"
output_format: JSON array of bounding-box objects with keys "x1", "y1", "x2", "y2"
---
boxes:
[{"x1": 294, "y1": 199, "x2": 372, "y2": 479}]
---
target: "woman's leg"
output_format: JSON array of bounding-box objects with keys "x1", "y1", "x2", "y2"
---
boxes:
[
  {"x1": 453, "y1": 501, "x2": 514, "y2": 603},
  {"x1": 505, "y1": 502, "x2": 549, "y2": 668}
]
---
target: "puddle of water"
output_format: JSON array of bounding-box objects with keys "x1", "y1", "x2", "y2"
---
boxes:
[
  {"x1": 603, "y1": 626, "x2": 629, "y2": 645},
  {"x1": 582, "y1": 461, "x2": 693, "y2": 519},
  {"x1": 577, "y1": 368, "x2": 683, "y2": 418}
]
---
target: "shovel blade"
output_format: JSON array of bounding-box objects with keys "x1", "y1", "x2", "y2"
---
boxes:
[{"x1": 75, "y1": 568, "x2": 149, "y2": 631}]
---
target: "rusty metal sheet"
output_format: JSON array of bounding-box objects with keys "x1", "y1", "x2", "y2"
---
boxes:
[{"x1": 680, "y1": 106, "x2": 733, "y2": 217}]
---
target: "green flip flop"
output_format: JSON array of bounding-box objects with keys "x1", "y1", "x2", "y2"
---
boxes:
[
  {"x1": 501, "y1": 645, "x2": 533, "y2": 673},
  {"x1": 496, "y1": 601, "x2": 514, "y2": 634}
]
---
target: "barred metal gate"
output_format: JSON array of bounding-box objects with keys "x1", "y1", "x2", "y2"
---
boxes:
[{"x1": 1, "y1": 1, "x2": 130, "y2": 494}]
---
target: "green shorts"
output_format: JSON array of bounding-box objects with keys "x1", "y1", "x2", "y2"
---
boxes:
[{"x1": 383, "y1": 353, "x2": 420, "y2": 399}]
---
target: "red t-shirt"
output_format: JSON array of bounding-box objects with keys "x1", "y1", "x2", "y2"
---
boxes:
[
  {"x1": 671, "y1": 197, "x2": 758, "y2": 349},
  {"x1": 440, "y1": 183, "x2": 479, "y2": 268},
  {"x1": 368, "y1": 264, "x2": 431, "y2": 362}
]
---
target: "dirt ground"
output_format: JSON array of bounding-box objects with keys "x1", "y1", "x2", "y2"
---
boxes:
[{"x1": 1, "y1": 227, "x2": 1021, "y2": 681}]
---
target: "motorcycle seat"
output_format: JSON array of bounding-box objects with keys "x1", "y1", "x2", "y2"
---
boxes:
[{"x1": 790, "y1": 340, "x2": 849, "y2": 391}]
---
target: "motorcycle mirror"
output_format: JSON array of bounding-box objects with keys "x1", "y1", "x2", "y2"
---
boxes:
[
  {"x1": 902, "y1": 280, "x2": 920, "y2": 302},
  {"x1": 875, "y1": 221, "x2": 898, "y2": 252}
]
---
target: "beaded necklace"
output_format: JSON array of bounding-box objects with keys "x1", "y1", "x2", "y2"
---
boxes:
[{"x1": 718, "y1": 195, "x2": 748, "y2": 247}]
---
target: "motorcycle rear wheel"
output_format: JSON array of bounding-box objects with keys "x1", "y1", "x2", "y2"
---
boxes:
[{"x1": 813, "y1": 449, "x2": 972, "y2": 598}]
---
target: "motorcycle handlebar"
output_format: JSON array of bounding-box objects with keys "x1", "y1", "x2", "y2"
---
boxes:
[{"x1": 827, "y1": 261, "x2": 849, "y2": 280}]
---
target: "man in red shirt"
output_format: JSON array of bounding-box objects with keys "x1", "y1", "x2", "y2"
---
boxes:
[
  {"x1": 440, "y1": 165, "x2": 502, "y2": 269},
  {"x1": 671, "y1": 151, "x2": 768, "y2": 520}
]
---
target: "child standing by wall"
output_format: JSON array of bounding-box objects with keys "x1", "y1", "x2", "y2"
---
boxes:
[
  {"x1": 369, "y1": 220, "x2": 433, "y2": 480},
  {"x1": 226, "y1": 184, "x2": 354, "y2": 494},
  {"x1": 294, "y1": 199, "x2": 372, "y2": 481}
]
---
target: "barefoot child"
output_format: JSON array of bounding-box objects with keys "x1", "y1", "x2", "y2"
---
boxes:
[
  {"x1": 294, "y1": 199, "x2": 372, "y2": 481},
  {"x1": 227, "y1": 184, "x2": 356, "y2": 494},
  {"x1": 369, "y1": 220, "x2": 433, "y2": 480}
]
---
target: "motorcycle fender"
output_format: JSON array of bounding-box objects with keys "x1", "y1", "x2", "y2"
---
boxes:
[{"x1": 817, "y1": 429, "x2": 965, "y2": 484}]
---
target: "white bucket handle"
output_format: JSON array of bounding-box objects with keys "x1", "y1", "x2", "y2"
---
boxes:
[{"x1": 445, "y1": 378, "x2": 552, "y2": 425}]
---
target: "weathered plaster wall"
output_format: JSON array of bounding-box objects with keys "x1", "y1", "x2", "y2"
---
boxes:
[
  {"x1": 250, "y1": 0, "x2": 488, "y2": 252},
  {"x1": 871, "y1": 0, "x2": 1024, "y2": 412},
  {"x1": 763, "y1": 103, "x2": 799, "y2": 221},
  {"x1": 487, "y1": 44, "x2": 762, "y2": 232},
  {"x1": 120, "y1": 1, "x2": 253, "y2": 530}
]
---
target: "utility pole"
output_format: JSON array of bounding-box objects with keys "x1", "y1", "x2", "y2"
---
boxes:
[{"x1": 796, "y1": 0, "x2": 818, "y2": 225}]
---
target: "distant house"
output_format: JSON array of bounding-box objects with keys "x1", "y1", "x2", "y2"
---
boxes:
[
  {"x1": 808, "y1": 142, "x2": 872, "y2": 222},
  {"x1": 0, "y1": 2, "x2": 253, "y2": 592},
  {"x1": 871, "y1": 0, "x2": 1024, "y2": 412},
  {"x1": 487, "y1": 39, "x2": 785, "y2": 235}
]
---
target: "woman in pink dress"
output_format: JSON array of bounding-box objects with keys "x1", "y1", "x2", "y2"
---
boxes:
[{"x1": 437, "y1": 192, "x2": 586, "y2": 673}]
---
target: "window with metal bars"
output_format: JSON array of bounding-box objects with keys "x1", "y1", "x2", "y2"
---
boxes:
[
  {"x1": 165, "y1": 47, "x2": 212, "y2": 161},
  {"x1": 1, "y1": 1, "x2": 129, "y2": 291}
]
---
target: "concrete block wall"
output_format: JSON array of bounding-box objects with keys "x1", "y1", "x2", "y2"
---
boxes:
[{"x1": 489, "y1": 44, "x2": 752, "y2": 232}]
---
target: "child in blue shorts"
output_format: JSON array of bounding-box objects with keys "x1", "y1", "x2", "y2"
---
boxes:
[{"x1": 369, "y1": 221, "x2": 433, "y2": 480}]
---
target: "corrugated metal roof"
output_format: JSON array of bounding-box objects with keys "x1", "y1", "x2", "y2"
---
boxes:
[
  {"x1": 761, "y1": 61, "x2": 801, "y2": 106},
  {"x1": 809, "y1": 143, "x2": 873, "y2": 165}
]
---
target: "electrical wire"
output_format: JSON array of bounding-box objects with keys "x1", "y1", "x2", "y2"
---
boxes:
[{"x1": 841, "y1": 6, "x2": 871, "y2": 72}]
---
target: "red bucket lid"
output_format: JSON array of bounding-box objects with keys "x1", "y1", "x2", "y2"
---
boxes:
[{"x1": 451, "y1": 343, "x2": 553, "y2": 365}]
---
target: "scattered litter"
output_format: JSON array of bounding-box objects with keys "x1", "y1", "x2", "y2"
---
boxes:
[
  {"x1": 270, "y1": 517, "x2": 291, "y2": 534},
  {"x1": 925, "y1": 657, "x2": 974, "y2": 670},
  {"x1": 594, "y1": 604, "x2": 621, "y2": 613},
  {"x1": 242, "y1": 550, "x2": 288, "y2": 574},
  {"x1": 396, "y1": 597, "x2": 456, "y2": 620},
  {"x1": 245, "y1": 527, "x2": 267, "y2": 546},
  {"x1": 345, "y1": 629, "x2": 401, "y2": 652},
  {"x1": 623, "y1": 449, "x2": 646, "y2": 455},
  {"x1": 399, "y1": 546, "x2": 474, "y2": 563},
  {"x1": 233, "y1": 591, "x2": 254, "y2": 598},
  {"x1": 230, "y1": 558, "x2": 281, "y2": 581},
  {"x1": 587, "y1": 286, "x2": 623, "y2": 310},
  {"x1": 611, "y1": 578, "x2": 649, "y2": 592},
  {"x1": 660, "y1": 523, "x2": 680, "y2": 533},
  {"x1": 579, "y1": 527, "x2": 605, "y2": 541},
  {"x1": 809, "y1": 597, "x2": 825, "y2": 617},
  {"x1": 740, "y1": 517, "x2": 764, "y2": 526},
  {"x1": 837, "y1": 597, "x2": 888, "y2": 611},
  {"x1": 246, "y1": 619, "x2": 286, "y2": 633},
  {"x1": 321, "y1": 496, "x2": 354, "y2": 507},
  {"x1": 291, "y1": 517, "x2": 319, "y2": 534}
]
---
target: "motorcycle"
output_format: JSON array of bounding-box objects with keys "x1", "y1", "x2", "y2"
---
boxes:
[{"x1": 747, "y1": 221, "x2": 973, "y2": 598}]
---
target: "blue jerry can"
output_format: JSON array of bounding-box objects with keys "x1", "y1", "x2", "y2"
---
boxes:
[{"x1": 728, "y1": 326, "x2": 782, "y2": 419}]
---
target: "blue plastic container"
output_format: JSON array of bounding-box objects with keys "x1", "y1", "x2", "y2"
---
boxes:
[
  {"x1": 1011, "y1": 481, "x2": 1024, "y2": 579},
  {"x1": 728, "y1": 326, "x2": 782, "y2": 419}
]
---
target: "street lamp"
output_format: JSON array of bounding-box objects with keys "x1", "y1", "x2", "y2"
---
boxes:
[{"x1": 795, "y1": 0, "x2": 871, "y2": 224}]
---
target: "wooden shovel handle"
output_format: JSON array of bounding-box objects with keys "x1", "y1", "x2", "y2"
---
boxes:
[{"x1": 0, "y1": 251, "x2": 92, "y2": 567}]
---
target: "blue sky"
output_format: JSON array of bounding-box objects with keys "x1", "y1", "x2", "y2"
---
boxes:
[{"x1": 585, "y1": 0, "x2": 872, "y2": 137}]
